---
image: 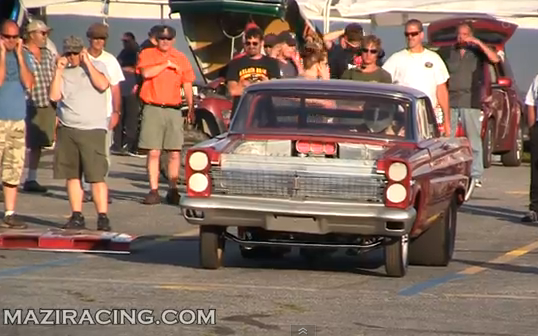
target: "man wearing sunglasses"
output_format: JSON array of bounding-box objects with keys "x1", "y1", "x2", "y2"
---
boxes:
[
  {"x1": 0, "y1": 19, "x2": 35, "y2": 229},
  {"x1": 226, "y1": 26, "x2": 281, "y2": 114},
  {"x1": 383, "y1": 19, "x2": 451, "y2": 135},
  {"x1": 341, "y1": 35, "x2": 391, "y2": 84},
  {"x1": 137, "y1": 25, "x2": 195, "y2": 205},
  {"x1": 49, "y1": 36, "x2": 111, "y2": 231},
  {"x1": 21, "y1": 20, "x2": 55, "y2": 195}
]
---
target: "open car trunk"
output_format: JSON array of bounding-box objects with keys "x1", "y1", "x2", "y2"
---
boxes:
[
  {"x1": 168, "y1": 0, "x2": 323, "y2": 81},
  {"x1": 427, "y1": 16, "x2": 517, "y2": 50}
]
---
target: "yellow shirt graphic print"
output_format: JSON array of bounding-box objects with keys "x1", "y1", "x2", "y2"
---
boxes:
[{"x1": 239, "y1": 67, "x2": 269, "y2": 83}]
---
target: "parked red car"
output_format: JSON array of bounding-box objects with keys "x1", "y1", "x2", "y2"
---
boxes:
[{"x1": 428, "y1": 17, "x2": 525, "y2": 168}]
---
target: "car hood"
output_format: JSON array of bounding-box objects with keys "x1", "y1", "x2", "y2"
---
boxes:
[{"x1": 427, "y1": 16, "x2": 517, "y2": 50}]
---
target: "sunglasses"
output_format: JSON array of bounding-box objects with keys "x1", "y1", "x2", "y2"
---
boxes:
[
  {"x1": 157, "y1": 36, "x2": 173, "y2": 41},
  {"x1": 245, "y1": 41, "x2": 259, "y2": 47},
  {"x1": 65, "y1": 52, "x2": 80, "y2": 56},
  {"x1": 404, "y1": 31, "x2": 420, "y2": 37},
  {"x1": 1, "y1": 34, "x2": 19, "y2": 40},
  {"x1": 361, "y1": 48, "x2": 378, "y2": 54}
]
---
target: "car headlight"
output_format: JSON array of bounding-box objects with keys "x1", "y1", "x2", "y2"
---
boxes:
[
  {"x1": 387, "y1": 162, "x2": 407, "y2": 182},
  {"x1": 387, "y1": 183, "x2": 407, "y2": 203},
  {"x1": 188, "y1": 173, "x2": 209, "y2": 192},
  {"x1": 189, "y1": 151, "x2": 209, "y2": 171}
]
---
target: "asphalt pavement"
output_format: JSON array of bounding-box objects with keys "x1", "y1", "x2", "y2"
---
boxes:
[{"x1": 0, "y1": 151, "x2": 537, "y2": 336}]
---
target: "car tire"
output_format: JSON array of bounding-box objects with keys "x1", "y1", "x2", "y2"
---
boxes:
[
  {"x1": 199, "y1": 226, "x2": 225, "y2": 269},
  {"x1": 408, "y1": 197, "x2": 457, "y2": 266},
  {"x1": 483, "y1": 119, "x2": 494, "y2": 168},
  {"x1": 501, "y1": 121, "x2": 523, "y2": 167},
  {"x1": 384, "y1": 234, "x2": 409, "y2": 277}
]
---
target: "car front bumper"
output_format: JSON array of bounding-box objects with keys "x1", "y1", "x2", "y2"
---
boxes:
[{"x1": 180, "y1": 195, "x2": 416, "y2": 237}]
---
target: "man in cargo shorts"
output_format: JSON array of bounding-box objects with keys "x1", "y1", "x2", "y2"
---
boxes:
[
  {"x1": 0, "y1": 19, "x2": 35, "y2": 228},
  {"x1": 49, "y1": 36, "x2": 112, "y2": 231},
  {"x1": 22, "y1": 20, "x2": 56, "y2": 193},
  {"x1": 137, "y1": 25, "x2": 195, "y2": 205}
]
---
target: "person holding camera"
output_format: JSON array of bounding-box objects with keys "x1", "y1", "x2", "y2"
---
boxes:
[{"x1": 49, "y1": 36, "x2": 111, "y2": 231}]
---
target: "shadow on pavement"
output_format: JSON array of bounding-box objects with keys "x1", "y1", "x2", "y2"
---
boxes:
[
  {"x1": 460, "y1": 204, "x2": 532, "y2": 226},
  {"x1": 453, "y1": 258, "x2": 538, "y2": 275},
  {"x1": 40, "y1": 185, "x2": 149, "y2": 203},
  {"x1": 107, "y1": 236, "x2": 389, "y2": 278}
]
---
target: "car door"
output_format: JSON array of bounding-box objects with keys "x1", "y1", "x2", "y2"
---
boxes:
[
  {"x1": 415, "y1": 99, "x2": 457, "y2": 220},
  {"x1": 485, "y1": 62, "x2": 509, "y2": 147}
]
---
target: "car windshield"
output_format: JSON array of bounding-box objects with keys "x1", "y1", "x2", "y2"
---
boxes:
[{"x1": 229, "y1": 90, "x2": 412, "y2": 139}]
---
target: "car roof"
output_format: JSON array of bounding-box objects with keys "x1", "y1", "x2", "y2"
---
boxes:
[{"x1": 244, "y1": 78, "x2": 427, "y2": 100}]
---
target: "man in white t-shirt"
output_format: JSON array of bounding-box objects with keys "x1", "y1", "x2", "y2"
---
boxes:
[
  {"x1": 522, "y1": 74, "x2": 538, "y2": 223},
  {"x1": 383, "y1": 19, "x2": 450, "y2": 134},
  {"x1": 82, "y1": 23, "x2": 125, "y2": 203}
]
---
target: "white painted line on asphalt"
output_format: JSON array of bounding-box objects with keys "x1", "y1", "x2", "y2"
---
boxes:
[{"x1": 443, "y1": 293, "x2": 538, "y2": 300}]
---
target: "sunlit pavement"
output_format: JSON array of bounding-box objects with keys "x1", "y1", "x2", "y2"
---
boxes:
[{"x1": 0, "y1": 152, "x2": 537, "y2": 336}]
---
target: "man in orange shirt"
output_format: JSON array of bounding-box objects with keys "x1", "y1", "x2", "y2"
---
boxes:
[{"x1": 136, "y1": 25, "x2": 195, "y2": 205}]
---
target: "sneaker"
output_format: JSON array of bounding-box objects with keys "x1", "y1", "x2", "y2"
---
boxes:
[
  {"x1": 127, "y1": 150, "x2": 146, "y2": 158},
  {"x1": 62, "y1": 213, "x2": 86, "y2": 230},
  {"x1": 521, "y1": 210, "x2": 538, "y2": 223},
  {"x1": 142, "y1": 190, "x2": 161, "y2": 205},
  {"x1": 475, "y1": 180, "x2": 483, "y2": 188},
  {"x1": 97, "y1": 215, "x2": 111, "y2": 231},
  {"x1": 0, "y1": 215, "x2": 27, "y2": 229},
  {"x1": 165, "y1": 188, "x2": 180, "y2": 205},
  {"x1": 23, "y1": 180, "x2": 47, "y2": 193}
]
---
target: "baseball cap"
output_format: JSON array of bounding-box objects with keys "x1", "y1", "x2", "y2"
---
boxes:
[
  {"x1": 344, "y1": 23, "x2": 363, "y2": 42},
  {"x1": 277, "y1": 31, "x2": 296, "y2": 46},
  {"x1": 263, "y1": 33, "x2": 278, "y2": 47},
  {"x1": 63, "y1": 36, "x2": 84, "y2": 53},
  {"x1": 26, "y1": 20, "x2": 50, "y2": 33},
  {"x1": 86, "y1": 22, "x2": 109, "y2": 39}
]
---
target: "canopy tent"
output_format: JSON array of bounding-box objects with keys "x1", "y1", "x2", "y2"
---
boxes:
[
  {"x1": 20, "y1": 0, "x2": 538, "y2": 29},
  {"x1": 294, "y1": 0, "x2": 538, "y2": 32}
]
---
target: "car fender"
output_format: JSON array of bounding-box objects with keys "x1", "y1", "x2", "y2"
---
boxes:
[{"x1": 196, "y1": 98, "x2": 232, "y2": 135}]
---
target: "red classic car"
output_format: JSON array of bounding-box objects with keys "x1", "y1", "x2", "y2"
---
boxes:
[
  {"x1": 180, "y1": 79, "x2": 474, "y2": 277},
  {"x1": 428, "y1": 16, "x2": 525, "y2": 168}
]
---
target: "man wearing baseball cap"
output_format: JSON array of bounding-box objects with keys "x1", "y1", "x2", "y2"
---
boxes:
[
  {"x1": 324, "y1": 23, "x2": 364, "y2": 79},
  {"x1": 22, "y1": 20, "x2": 57, "y2": 194},
  {"x1": 81, "y1": 22, "x2": 125, "y2": 204},
  {"x1": 50, "y1": 35, "x2": 112, "y2": 231}
]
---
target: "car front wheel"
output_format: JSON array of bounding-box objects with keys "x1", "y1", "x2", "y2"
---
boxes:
[
  {"x1": 199, "y1": 226, "x2": 225, "y2": 269},
  {"x1": 384, "y1": 234, "x2": 409, "y2": 277}
]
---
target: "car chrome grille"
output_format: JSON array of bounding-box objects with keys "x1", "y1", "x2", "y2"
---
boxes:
[{"x1": 210, "y1": 167, "x2": 386, "y2": 203}]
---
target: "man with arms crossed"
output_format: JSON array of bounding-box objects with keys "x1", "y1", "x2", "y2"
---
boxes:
[
  {"x1": 81, "y1": 23, "x2": 124, "y2": 203},
  {"x1": 440, "y1": 22, "x2": 500, "y2": 187},
  {"x1": 0, "y1": 19, "x2": 35, "y2": 228},
  {"x1": 137, "y1": 25, "x2": 195, "y2": 205},
  {"x1": 50, "y1": 36, "x2": 111, "y2": 231},
  {"x1": 522, "y1": 73, "x2": 538, "y2": 223},
  {"x1": 383, "y1": 19, "x2": 451, "y2": 135}
]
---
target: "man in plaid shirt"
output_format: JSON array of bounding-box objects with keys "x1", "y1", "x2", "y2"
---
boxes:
[{"x1": 22, "y1": 20, "x2": 56, "y2": 193}]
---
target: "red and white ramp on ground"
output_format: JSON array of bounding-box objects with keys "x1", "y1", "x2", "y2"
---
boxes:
[{"x1": 0, "y1": 228, "x2": 134, "y2": 254}]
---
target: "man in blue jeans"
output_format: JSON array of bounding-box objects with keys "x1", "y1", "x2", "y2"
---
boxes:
[{"x1": 440, "y1": 21, "x2": 500, "y2": 187}]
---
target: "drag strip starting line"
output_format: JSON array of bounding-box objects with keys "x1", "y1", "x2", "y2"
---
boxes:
[
  {"x1": 0, "y1": 228, "x2": 199, "y2": 279},
  {"x1": 399, "y1": 240, "x2": 538, "y2": 296}
]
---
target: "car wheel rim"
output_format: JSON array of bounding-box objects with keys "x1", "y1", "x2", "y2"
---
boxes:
[
  {"x1": 516, "y1": 128, "x2": 523, "y2": 160},
  {"x1": 487, "y1": 128, "x2": 493, "y2": 157}
]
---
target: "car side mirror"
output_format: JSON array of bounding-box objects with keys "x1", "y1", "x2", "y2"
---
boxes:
[{"x1": 493, "y1": 77, "x2": 512, "y2": 88}]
